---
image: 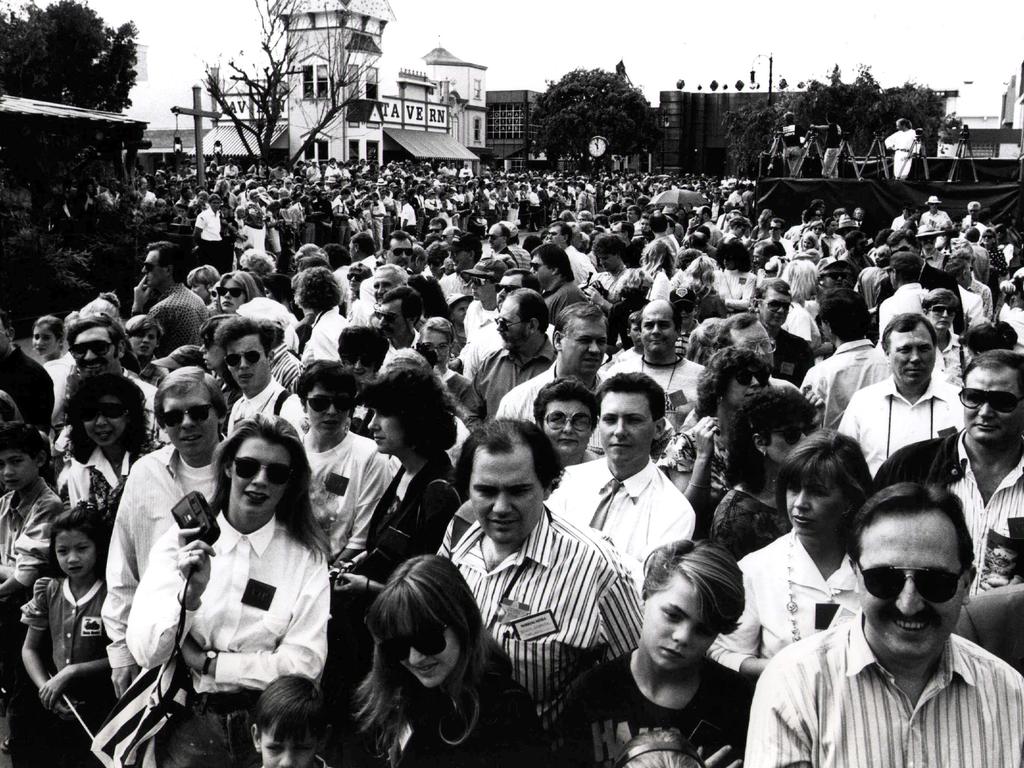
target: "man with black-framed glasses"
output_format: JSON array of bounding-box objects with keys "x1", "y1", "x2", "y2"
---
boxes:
[
  {"x1": 876, "y1": 350, "x2": 1024, "y2": 594},
  {"x1": 747, "y1": 481, "x2": 1024, "y2": 767}
]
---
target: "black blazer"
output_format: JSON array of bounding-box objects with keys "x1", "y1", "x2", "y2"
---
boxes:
[{"x1": 955, "y1": 583, "x2": 1024, "y2": 675}]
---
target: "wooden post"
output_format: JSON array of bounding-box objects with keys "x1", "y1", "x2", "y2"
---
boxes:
[{"x1": 171, "y1": 86, "x2": 221, "y2": 187}]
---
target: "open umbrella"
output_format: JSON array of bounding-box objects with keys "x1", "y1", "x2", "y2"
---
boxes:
[{"x1": 650, "y1": 188, "x2": 709, "y2": 208}]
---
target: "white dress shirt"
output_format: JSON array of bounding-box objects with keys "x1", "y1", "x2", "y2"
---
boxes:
[
  {"x1": 877, "y1": 282, "x2": 925, "y2": 334},
  {"x1": 709, "y1": 532, "x2": 858, "y2": 672},
  {"x1": 547, "y1": 459, "x2": 695, "y2": 579},
  {"x1": 464, "y1": 301, "x2": 498, "y2": 343},
  {"x1": 66, "y1": 447, "x2": 131, "y2": 507},
  {"x1": 228, "y1": 378, "x2": 305, "y2": 436},
  {"x1": 194, "y1": 207, "x2": 222, "y2": 241},
  {"x1": 801, "y1": 339, "x2": 891, "y2": 432},
  {"x1": 126, "y1": 514, "x2": 329, "y2": 692},
  {"x1": 301, "y1": 306, "x2": 349, "y2": 365},
  {"x1": 303, "y1": 430, "x2": 393, "y2": 556},
  {"x1": 565, "y1": 245, "x2": 596, "y2": 285},
  {"x1": 838, "y1": 376, "x2": 964, "y2": 474},
  {"x1": 103, "y1": 445, "x2": 217, "y2": 668}
]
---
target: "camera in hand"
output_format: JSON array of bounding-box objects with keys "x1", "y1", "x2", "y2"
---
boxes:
[{"x1": 171, "y1": 491, "x2": 220, "y2": 545}]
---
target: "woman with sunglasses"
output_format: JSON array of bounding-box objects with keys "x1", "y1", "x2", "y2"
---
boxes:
[
  {"x1": 923, "y1": 288, "x2": 965, "y2": 385},
  {"x1": 356, "y1": 554, "x2": 545, "y2": 768},
  {"x1": 659, "y1": 349, "x2": 771, "y2": 538},
  {"x1": 709, "y1": 431, "x2": 871, "y2": 680},
  {"x1": 65, "y1": 373, "x2": 151, "y2": 529},
  {"x1": 212, "y1": 270, "x2": 262, "y2": 315},
  {"x1": 711, "y1": 386, "x2": 816, "y2": 561},
  {"x1": 126, "y1": 415, "x2": 330, "y2": 768}
]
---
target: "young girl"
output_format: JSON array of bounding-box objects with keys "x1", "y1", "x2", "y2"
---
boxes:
[{"x1": 21, "y1": 503, "x2": 114, "y2": 767}]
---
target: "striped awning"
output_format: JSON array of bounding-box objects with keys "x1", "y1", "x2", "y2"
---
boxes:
[
  {"x1": 194, "y1": 124, "x2": 288, "y2": 157},
  {"x1": 383, "y1": 128, "x2": 478, "y2": 161}
]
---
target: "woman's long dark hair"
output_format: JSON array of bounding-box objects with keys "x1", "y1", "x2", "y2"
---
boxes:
[
  {"x1": 66, "y1": 373, "x2": 149, "y2": 464},
  {"x1": 356, "y1": 555, "x2": 495, "y2": 763},
  {"x1": 209, "y1": 415, "x2": 328, "y2": 558}
]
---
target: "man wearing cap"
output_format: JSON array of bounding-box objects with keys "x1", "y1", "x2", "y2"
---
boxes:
[
  {"x1": 818, "y1": 259, "x2": 857, "y2": 294},
  {"x1": 462, "y1": 258, "x2": 506, "y2": 342},
  {"x1": 920, "y1": 196, "x2": 954, "y2": 233},
  {"x1": 440, "y1": 234, "x2": 480, "y2": 298}
]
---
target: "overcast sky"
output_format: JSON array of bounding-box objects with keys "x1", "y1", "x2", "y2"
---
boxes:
[{"x1": 77, "y1": 0, "x2": 1024, "y2": 128}]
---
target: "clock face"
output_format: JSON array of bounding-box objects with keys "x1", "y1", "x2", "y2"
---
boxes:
[{"x1": 588, "y1": 136, "x2": 608, "y2": 158}]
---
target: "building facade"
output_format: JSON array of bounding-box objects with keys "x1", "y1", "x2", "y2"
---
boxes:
[
  {"x1": 422, "y1": 46, "x2": 488, "y2": 162},
  {"x1": 486, "y1": 90, "x2": 542, "y2": 170}
]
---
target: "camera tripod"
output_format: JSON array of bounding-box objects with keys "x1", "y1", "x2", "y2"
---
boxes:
[
  {"x1": 862, "y1": 133, "x2": 890, "y2": 179},
  {"x1": 791, "y1": 129, "x2": 823, "y2": 178},
  {"x1": 946, "y1": 127, "x2": 978, "y2": 183},
  {"x1": 897, "y1": 129, "x2": 929, "y2": 180},
  {"x1": 764, "y1": 131, "x2": 787, "y2": 176}
]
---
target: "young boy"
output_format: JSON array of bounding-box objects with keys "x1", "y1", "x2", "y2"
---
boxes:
[
  {"x1": 252, "y1": 675, "x2": 332, "y2": 768},
  {"x1": 0, "y1": 422, "x2": 62, "y2": 760}
]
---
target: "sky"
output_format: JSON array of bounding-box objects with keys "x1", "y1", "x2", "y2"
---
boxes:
[{"x1": 71, "y1": 0, "x2": 1024, "y2": 129}]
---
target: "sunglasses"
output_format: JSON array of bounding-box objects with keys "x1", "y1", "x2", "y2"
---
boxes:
[
  {"x1": 213, "y1": 287, "x2": 245, "y2": 298},
  {"x1": 544, "y1": 411, "x2": 593, "y2": 432},
  {"x1": 960, "y1": 387, "x2": 1024, "y2": 413},
  {"x1": 347, "y1": 272, "x2": 368, "y2": 282},
  {"x1": 70, "y1": 340, "x2": 113, "y2": 358},
  {"x1": 926, "y1": 305, "x2": 955, "y2": 317},
  {"x1": 340, "y1": 353, "x2": 377, "y2": 368},
  {"x1": 769, "y1": 424, "x2": 813, "y2": 446},
  {"x1": 764, "y1": 300, "x2": 791, "y2": 313},
  {"x1": 859, "y1": 566, "x2": 962, "y2": 603},
  {"x1": 161, "y1": 404, "x2": 213, "y2": 427},
  {"x1": 380, "y1": 624, "x2": 448, "y2": 662},
  {"x1": 225, "y1": 350, "x2": 262, "y2": 367},
  {"x1": 306, "y1": 394, "x2": 353, "y2": 413},
  {"x1": 141, "y1": 262, "x2": 160, "y2": 272},
  {"x1": 734, "y1": 368, "x2": 770, "y2": 386},
  {"x1": 81, "y1": 402, "x2": 128, "y2": 421},
  {"x1": 391, "y1": 247, "x2": 414, "y2": 256},
  {"x1": 233, "y1": 457, "x2": 292, "y2": 485},
  {"x1": 495, "y1": 317, "x2": 524, "y2": 332}
]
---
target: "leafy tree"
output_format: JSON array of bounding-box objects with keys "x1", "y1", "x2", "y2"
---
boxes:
[
  {"x1": 533, "y1": 68, "x2": 661, "y2": 168},
  {"x1": 203, "y1": 0, "x2": 384, "y2": 166},
  {"x1": 723, "y1": 65, "x2": 953, "y2": 176},
  {"x1": 0, "y1": 0, "x2": 138, "y2": 111}
]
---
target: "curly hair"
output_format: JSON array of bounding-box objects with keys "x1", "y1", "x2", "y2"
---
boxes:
[
  {"x1": 66, "y1": 374, "x2": 150, "y2": 464},
  {"x1": 694, "y1": 348, "x2": 770, "y2": 418},
  {"x1": 533, "y1": 377, "x2": 599, "y2": 427},
  {"x1": 724, "y1": 387, "x2": 816, "y2": 491},
  {"x1": 293, "y1": 266, "x2": 342, "y2": 312},
  {"x1": 359, "y1": 368, "x2": 457, "y2": 455}
]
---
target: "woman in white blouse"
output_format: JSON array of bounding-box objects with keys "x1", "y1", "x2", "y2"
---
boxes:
[
  {"x1": 713, "y1": 240, "x2": 757, "y2": 313},
  {"x1": 127, "y1": 415, "x2": 330, "y2": 768},
  {"x1": 708, "y1": 431, "x2": 873, "y2": 679}
]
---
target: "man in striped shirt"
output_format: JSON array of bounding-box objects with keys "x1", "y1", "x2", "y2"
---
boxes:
[
  {"x1": 746, "y1": 483, "x2": 1024, "y2": 768},
  {"x1": 439, "y1": 420, "x2": 642, "y2": 731},
  {"x1": 875, "y1": 350, "x2": 1024, "y2": 593}
]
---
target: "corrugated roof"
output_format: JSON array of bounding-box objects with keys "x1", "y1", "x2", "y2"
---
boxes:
[
  {"x1": 383, "y1": 128, "x2": 478, "y2": 161},
  {"x1": 0, "y1": 95, "x2": 146, "y2": 125}
]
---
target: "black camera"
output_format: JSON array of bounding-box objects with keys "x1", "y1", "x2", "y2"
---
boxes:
[{"x1": 171, "y1": 491, "x2": 220, "y2": 545}]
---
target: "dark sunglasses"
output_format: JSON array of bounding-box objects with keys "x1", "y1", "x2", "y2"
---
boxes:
[
  {"x1": 926, "y1": 305, "x2": 954, "y2": 317},
  {"x1": 380, "y1": 624, "x2": 448, "y2": 662},
  {"x1": 213, "y1": 287, "x2": 245, "y2": 298},
  {"x1": 960, "y1": 387, "x2": 1024, "y2": 413},
  {"x1": 859, "y1": 566, "x2": 962, "y2": 603},
  {"x1": 391, "y1": 247, "x2": 414, "y2": 256},
  {"x1": 769, "y1": 425, "x2": 813, "y2": 446},
  {"x1": 765, "y1": 300, "x2": 791, "y2": 313},
  {"x1": 161, "y1": 404, "x2": 213, "y2": 427},
  {"x1": 306, "y1": 394, "x2": 353, "y2": 413},
  {"x1": 81, "y1": 402, "x2": 128, "y2": 421},
  {"x1": 347, "y1": 272, "x2": 369, "y2": 282},
  {"x1": 233, "y1": 457, "x2": 292, "y2": 485},
  {"x1": 734, "y1": 368, "x2": 770, "y2": 386},
  {"x1": 340, "y1": 353, "x2": 377, "y2": 368},
  {"x1": 141, "y1": 262, "x2": 160, "y2": 272},
  {"x1": 70, "y1": 340, "x2": 113, "y2": 358},
  {"x1": 225, "y1": 350, "x2": 262, "y2": 367}
]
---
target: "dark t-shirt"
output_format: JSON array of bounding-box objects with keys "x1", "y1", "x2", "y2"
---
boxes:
[
  {"x1": 0, "y1": 346, "x2": 54, "y2": 430},
  {"x1": 772, "y1": 328, "x2": 814, "y2": 386},
  {"x1": 782, "y1": 123, "x2": 805, "y2": 148},
  {"x1": 558, "y1": 654, "x2": 753, "y2": 768}
]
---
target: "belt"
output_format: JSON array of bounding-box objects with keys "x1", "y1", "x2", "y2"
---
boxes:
[{"x1": 190, "y1": 689, "x2": 260, "y2": 715}]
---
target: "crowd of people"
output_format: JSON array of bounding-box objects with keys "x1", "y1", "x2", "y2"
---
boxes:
[{"x1": 1, "y1": 154, "x2": 1024, "y2": 768}]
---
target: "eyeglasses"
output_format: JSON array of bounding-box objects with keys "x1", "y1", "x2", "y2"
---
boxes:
[
  {"x1": 70, "y1": 340, "x2": 113, "y2": 359},
  {"x1": 306, "y1": 394, "x2": 353, "y2": 413},
  {"x1": 161, "y1": 404, "x2": 213, "y2": 427},
  {"x1": 373, "y1": 306, "x2": 400, "y2": 323},
  {"x1": 529, "y1": 262, "x2": 542, "y2": 272},
  {"x1": 81, "y1": 402, "x2": 128, "y2": 421},
  {"x1": 764, "y1": 300, "x2": 791, "y2": 313},
  {"x1": 212, "y1": 287, "x2": 245, "y2": 298},
  {"x1": 769, "y1": 424, "x2": 813, "y2": 446},
  {"x1": 141, "y1": 262, "x2": 159, "y2": 272},
  {"x1": 859, "y1": 566, "x2": 962, "y2": 603},
  {"x1": 495, "y1": 317, "x2": 525, "y2": 332},
  {"x1": 391, "y1": 247, "x2": 414, "y2": 256},
  {"x1": 347, "y1": 272, "x2": 368, "y2": 282},
  {"x1": 415, "y1": 341, "x2": 450, "y2": 354},
  {"x1": 743, "y1": 339, "x2": 776, "y2": 354},
  {"x1": 926, "y1": 305, "x2": 955, "y2": 317},
  {"x1": 379, "y1": 624, "x2": 448, "y2": 662},
  {"x1": 960, "y1": 387, "x2": 1024, "y2": 413},
  {"x1": 224, "y1": 350, "x2": 262, "y2": 367},
  {"x1": 734, "y1": 368, "x2": 770, "y2": 387},
  {"x1": 544, "y1": 411, "x2": 593, "y2": 432},
  {"x1": 232, "y1": 457, "x2": 292, "y2": 485}
]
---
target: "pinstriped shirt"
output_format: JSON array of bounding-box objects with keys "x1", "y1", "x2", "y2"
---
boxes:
[
  {"x1": 439, "y1": 510, "x2": 642, "y2": 730},
  {"x1": 745, "y1": 614, "x2": 1024, "y2": 768}
]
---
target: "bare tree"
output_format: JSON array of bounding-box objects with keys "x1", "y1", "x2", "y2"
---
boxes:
[{"x1": 203, "y1": 0, "x2": 386, "y2": 166}]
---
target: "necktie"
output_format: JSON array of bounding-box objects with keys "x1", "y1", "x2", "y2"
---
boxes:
[{"x1": 590, "y1": 478, "x2": 623, "y2": 530}]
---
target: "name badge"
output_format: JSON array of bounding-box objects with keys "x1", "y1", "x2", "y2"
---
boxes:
[
  {"x1": 497, "y1": 598, "x2": 531, "y2": 624},
  {"x1": 511, "y1": 610, "x2": 559, "y2": 641},
  {"x1": 81, "y1": 616, "x2": 103, "y2": 637},
  {"x1": 325, "y1": 472, "x2": 350, "y2": 496},
  {"x1": 738, "y1": 276, "x2": 747, "y2": 285},
  {"x1": 242, "y1": 579, "x2": 277, "y2": 611},
  {"x1": 780, "y1": 362, "x2": 795, "y2": 375},
  {"x1": 666, "y1": 390, "x2": 689, "y2": 409},
  {"x1": 815, "y1": 603, "x2": 840, "y2": 630}
]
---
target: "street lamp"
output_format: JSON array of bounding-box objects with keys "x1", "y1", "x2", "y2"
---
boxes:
[{"x1": 750, "y1": 53, "x2": 774, "y2": 105}]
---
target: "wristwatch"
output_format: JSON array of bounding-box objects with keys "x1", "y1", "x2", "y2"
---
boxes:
[{"x1": 202, "y1": 650, "x2": 217, "y2": 675}]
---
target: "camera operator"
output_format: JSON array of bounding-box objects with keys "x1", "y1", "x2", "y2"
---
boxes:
[
  {"x1": 885, "y1": 118, "x2": 917, "y2": 180},
  {"x1": 126, "y1": 415, "x2": 330, "y2": 768},
  {"x1": 809, "y1": 113, "x2": 843, "y2": 178},
  {"x1": 781, "y1": 112, "x2": 806, "y2": 176}
]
